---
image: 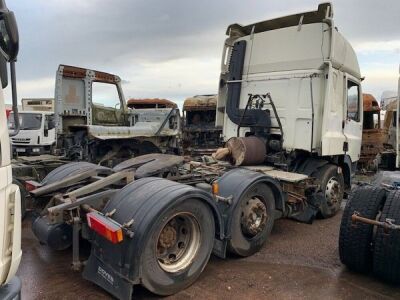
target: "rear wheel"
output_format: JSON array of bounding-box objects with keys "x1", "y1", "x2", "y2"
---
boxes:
[
  {"x1": 313, "y1": 164, "x2": 344, "y2": 218},
  {"x1": 141, "y1": 199, "x2": 215, "y2": 296},
  {"x1": 373, "y1": 190, "x2": 400, "y2": 284},
  {"x1": 228, "y1": 183, "x2": 275, "y2": 257},
  {"x1": 339, "y1": 186, "x2": 386, "y2": 273}
]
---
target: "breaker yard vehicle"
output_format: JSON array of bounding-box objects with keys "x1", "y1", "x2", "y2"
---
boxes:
[
  {"x1": 25, "y1": 3, "x2": 365, "y2": 299},
  {"x1": 54, "y1": 64, "x2": 181, "y2": 165}
]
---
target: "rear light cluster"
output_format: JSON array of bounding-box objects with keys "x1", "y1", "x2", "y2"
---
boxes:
[
  {"x1": 25, "y1": 180, "x2": 42, "y2": 192},
  {"x1": 87, "y1": 212, "x2": 123, "y2": 244}
]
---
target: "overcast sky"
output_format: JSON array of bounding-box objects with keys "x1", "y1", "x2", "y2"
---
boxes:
[{"x1": 3, "y1": 0, "x2": 400, "y2": 107}]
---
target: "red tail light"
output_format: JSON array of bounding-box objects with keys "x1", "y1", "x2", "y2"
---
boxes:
[
  {"x1": 87, "y1": 212, "x2": 123, "y2": 244},
  {"x1": 25, "y1": 180, "x2": 42, "y2": 192}
]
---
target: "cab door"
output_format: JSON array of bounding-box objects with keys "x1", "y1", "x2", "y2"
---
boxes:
[
  {"x1": 343, "y1": 75, "x2": 363, "y2": 163},
  {"x1": 42, "y1": 114, "x2": 56, "y2": 145},
  {"x1": 91, "y1": 82, "x2": 125, "y2": 126}
]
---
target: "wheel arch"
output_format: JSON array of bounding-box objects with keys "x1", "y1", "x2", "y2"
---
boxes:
[
  {"x1": 83, "y1": 177, "x2": 223, "y2": 298},
  {"x1": 215, "y1": 169, "x2": 285, "y2": 239}
]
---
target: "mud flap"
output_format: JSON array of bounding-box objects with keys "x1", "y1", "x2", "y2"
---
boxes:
[
  {"x1": 82, "y1": 253, "x2": 133, "y2": 300},
  {"x1": 290, "y1": 192, "x2": 324, "y2": 224}
]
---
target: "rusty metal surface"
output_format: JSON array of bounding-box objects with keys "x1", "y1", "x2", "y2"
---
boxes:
[
  {"x1": 127, "y1": 98, "x2": 177, "y2": 109},
  {"x1": 183, "y1": 95, "x2": 217, "y2": 111},
  {"x1": 226, "y1": 136, "x2": 266, "y2": 166},
  {"x1": 60, "y1": 65, "x2": 120, "y2": 84},
  {"x1": 363, "y1": 94, "x2": 380, "y2": 112}
]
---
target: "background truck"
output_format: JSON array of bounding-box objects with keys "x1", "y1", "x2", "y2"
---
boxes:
[
  {"x1": 21, "y1": 98, "x2": 54, "y2": 111},
  {"x1": 8, "y1": 111, "x2": 56, "y2": 155},
  {"x1": 0, "y1": 1, "x2": 22, "y2": 299},
  {"x1": 182, "y1": 94, "x2": 223, "y2": 156},
  {"x1": 26, "y1": 3, "x2": 363, "y2": 299},
  {"x1": 359, "y1": 93, "x2": 385, "y2": 170},
  {"x1": 54, "y1": 65, "x2": 181, "y2": 165}
]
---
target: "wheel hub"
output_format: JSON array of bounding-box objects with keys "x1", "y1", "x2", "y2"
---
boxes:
[
  {"x1": 158, "y1": 225, "x2": 177, "y2": 249},
  {"x1": 325, "y1": 177, "x2": 341, "y2": 206},
  {"x1": 241, "y1": 197, "x2": 268, "y2": 237},
  {"x1": 156, "y1": 213, "x2": 201, "y2": 273}
]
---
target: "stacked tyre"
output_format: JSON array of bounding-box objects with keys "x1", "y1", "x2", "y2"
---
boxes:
[{"x1": 339, "y1": 186, "x2": 400, "y2": 284}]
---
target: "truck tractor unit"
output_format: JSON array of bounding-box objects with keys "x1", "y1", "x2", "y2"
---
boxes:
[
  {"x1": 0, "y1": 1, "x2": 22, "y2": 299},
  {"x1": 8, "y1": 111, "x2": 56, "y2": 156},
  {"x1": 54, "y1": 65, "x2": 181, "y2": 166},
  {"x1": 26, "y1": 3, "x2": 363, "y2": 299},
  {"x1": 182, "y1": 94, "x2": 223, "y2": 156},
  {"x1": 216, "y1": 2, "x2": 363, "y2": 216}
]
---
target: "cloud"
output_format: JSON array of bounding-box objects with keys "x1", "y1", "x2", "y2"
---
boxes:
[{"x1": 3, "y1": 0, "x2": 399, "y2": 104}]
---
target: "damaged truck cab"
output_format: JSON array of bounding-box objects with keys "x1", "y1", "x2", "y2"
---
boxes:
[{"x1": 55, "y1": 65, "x2": 181, "y2": 165}]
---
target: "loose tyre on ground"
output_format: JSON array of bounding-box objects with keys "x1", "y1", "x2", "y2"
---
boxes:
[
  {"x1": 228, "y1": 183, "x2": 275, "y2": 257},
  {"x1": 312, "y1": 164, "x2": 344, "y2": 218},
  {"x1": 373, "y1": 190, "x2": 400, "y2": 284},
  {"x1": 339, "y1": 186, "x2": 386, "y2": 273},
  {"x1": 40, "y1": 162, "x2": 111, "y2": 185}
]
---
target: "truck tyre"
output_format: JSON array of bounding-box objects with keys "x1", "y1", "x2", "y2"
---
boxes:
[
  {"x1": 339, "y1": 186, "x2": 386, "y2": 273},
  {"x1": 228, "y1": 183, "x2": 275, "y2": 257},
  {"x1": 40, "y1": 162, "x2": 111, "y2": 185},
  {"x1": 373, "y1": 190, "x2": 400, "y2": 284},
  {"x1": 140, "y1": 198, "x2": 215, "y2": 295},
  {"x1": 312, "y1": 164, "x2": 344, "y2": 218},
  {"x1": 13, "y1": 178, "x2": 27, "y2": 219}
]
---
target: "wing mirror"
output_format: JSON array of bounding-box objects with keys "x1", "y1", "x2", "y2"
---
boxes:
[
  {"x1": 0, "y1": 0, "x2": 20, "y2": 137},
  {"x1": 0, "y1": 0, "x2": 19, "y2": 62}
]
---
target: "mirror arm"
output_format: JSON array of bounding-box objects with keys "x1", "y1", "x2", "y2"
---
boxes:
[{"x1": 8, "y1": 60, "x2": 19, "y2": 136}]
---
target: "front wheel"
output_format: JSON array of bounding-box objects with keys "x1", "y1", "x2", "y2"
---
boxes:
[
  {"x1": 313, "y1": 164, "x2": 344, "y2": 218},
  {"x1": 140, "y1": 199, "x2": 215, "y2": 296}
]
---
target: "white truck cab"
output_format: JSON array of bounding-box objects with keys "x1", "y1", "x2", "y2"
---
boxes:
[
  {"x1": 0, "y1": 0, "x2": 22, "y2": 298},
  {"x1": 8, "y1": 111, "x2": 56, "y2": 155}
]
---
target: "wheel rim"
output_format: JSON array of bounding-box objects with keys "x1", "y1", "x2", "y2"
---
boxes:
[
  {"x1": 156, "y1": 212, "x2": 201, "y2": 273},
  {"x1": 240, "y1": 196, "x2": 268, "y2": 238},
  {"x1": 325, "y1": 177, "x2": 341, "y2": 207}
]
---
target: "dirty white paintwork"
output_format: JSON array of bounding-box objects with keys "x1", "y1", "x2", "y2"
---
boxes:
[
  {"x1": 217, "y1": 3, "x2": 362, "y2": 163},
  {"x1": 0, "y1": 85, "x2": 22, "y2": 286}
]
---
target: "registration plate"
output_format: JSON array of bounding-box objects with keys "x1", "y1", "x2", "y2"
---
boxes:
[{"x1": 16, "y1": 148, "x2": 26, "y2": 153}]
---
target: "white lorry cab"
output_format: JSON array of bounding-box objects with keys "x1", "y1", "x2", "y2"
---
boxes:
[
  {"x1": 8, "y1": 111, "x2": 56, "y2": 155},
  {"x1": 0, "y1": 1, "x2": 22, "y2": 299}
]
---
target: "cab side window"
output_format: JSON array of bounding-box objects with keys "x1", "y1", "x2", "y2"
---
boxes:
[
  {"x1": 92, "y1": 82, "x2": 121, "y2": 109},
  {"x1": 347, "y1": 80, "x2": 360, "y2": 122},
  {"x1": 45, "y1": 115, "x2": 55, "y2": 130}
]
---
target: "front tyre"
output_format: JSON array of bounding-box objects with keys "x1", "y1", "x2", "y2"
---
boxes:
[
  {"x1": 313, "y1": 164, "x2": 344, "y2": 218},
  {"x1": 141, "y1": 199, "x2": 215, "y2": 296}
]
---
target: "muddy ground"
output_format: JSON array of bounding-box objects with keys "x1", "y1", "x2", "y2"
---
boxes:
[{"x1": 18, "y1": 209, "x2": 400, "y2": 299}]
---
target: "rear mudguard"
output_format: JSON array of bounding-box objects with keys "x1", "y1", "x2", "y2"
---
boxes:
[
  {"x1": 83, "y1": 177, "x2": 224, "y2": 300},
  {"x1": 215, "y1": 168, "x2": 285, "y2": 251}
]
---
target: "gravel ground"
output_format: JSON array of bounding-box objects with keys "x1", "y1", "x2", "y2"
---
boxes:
[{"x1": 18, "y1": 209, "x2": 400, "y2": 299}]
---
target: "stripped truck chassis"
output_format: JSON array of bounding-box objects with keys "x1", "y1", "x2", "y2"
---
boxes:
[{"x1": 29, "y1": 153, "x2": 325, "y2": 299}]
